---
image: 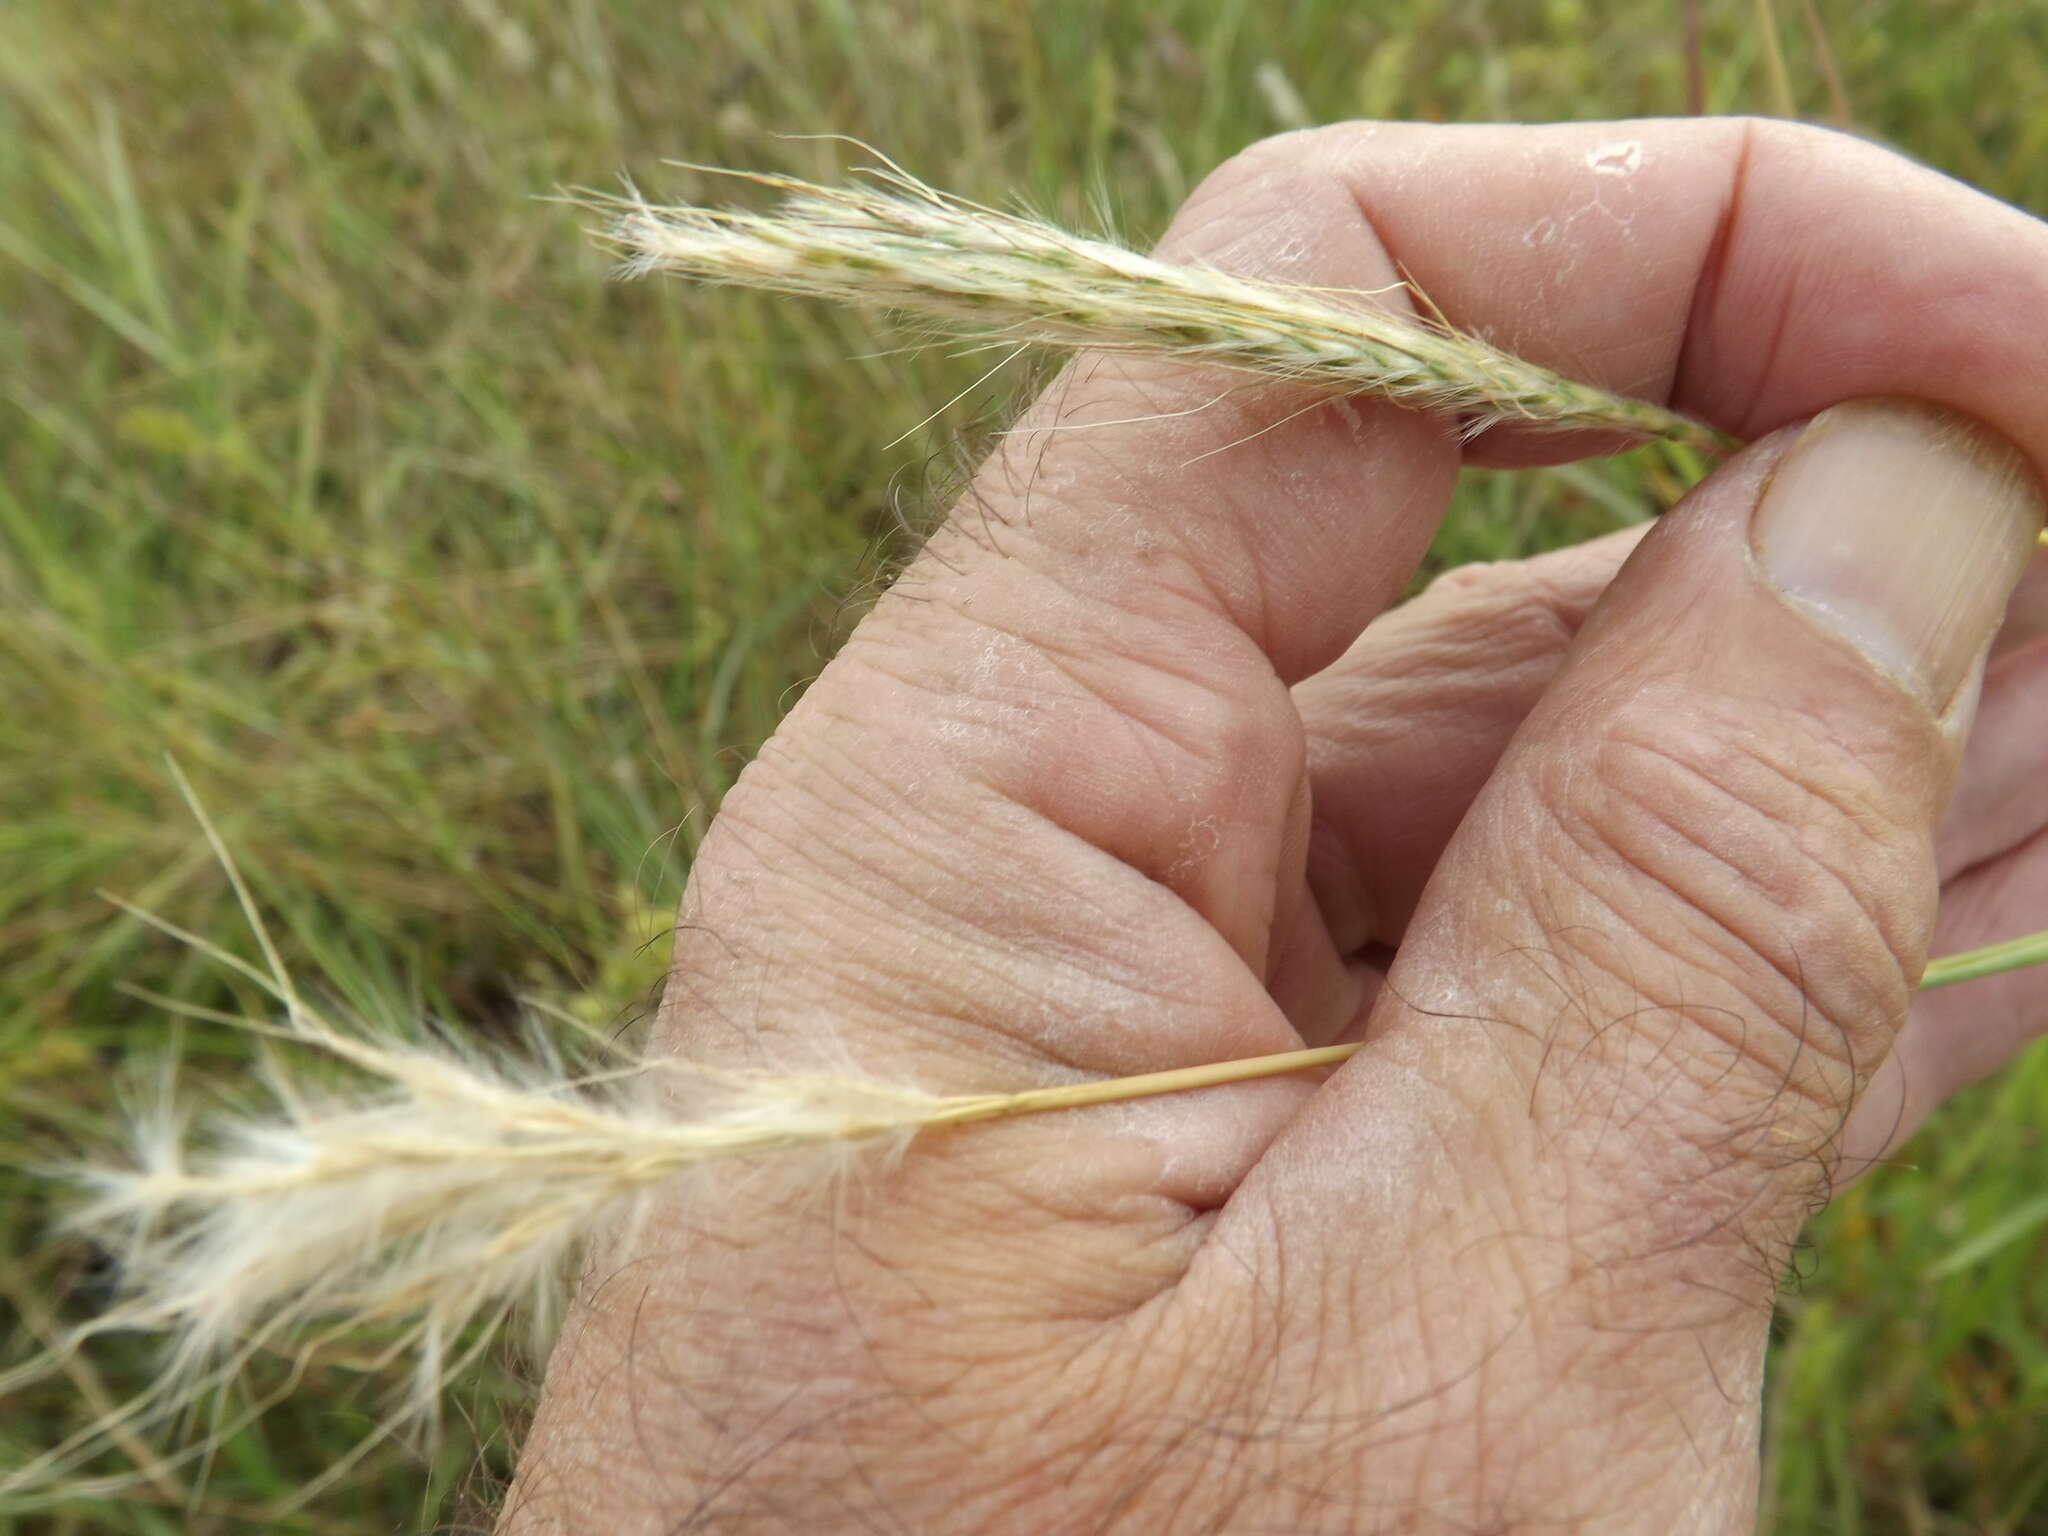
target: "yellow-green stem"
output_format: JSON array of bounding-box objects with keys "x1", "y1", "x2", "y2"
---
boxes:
[
  {"x1": 1921, "y1": 926, "x2": 2048, "y2": 989},
  {"x1": 942, "y1": 926, "x2": 2048, "y2": 1124}
]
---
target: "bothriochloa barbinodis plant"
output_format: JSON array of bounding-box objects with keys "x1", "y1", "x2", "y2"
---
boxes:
[{"x1": 6, "y1": 153, "x2": 2046, "y2": 1514}]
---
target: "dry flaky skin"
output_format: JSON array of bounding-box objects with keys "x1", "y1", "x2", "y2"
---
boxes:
[{"x1": 593, "y1": 166, "x2": 1730, "y2": 453}]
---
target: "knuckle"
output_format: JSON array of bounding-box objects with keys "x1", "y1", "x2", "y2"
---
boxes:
[
  {"x1": 911, "y1": 564, "x2": 1295, "y2": 770},
  {"x1": 1166, "y1": 124, "x2": 1374, "y2": 267},
  {"x1": 1524, "y1": 690, "x2": 1934, "y2": 1111},
  {"x1": 852, "y1": 579, "x2": 1307, "y2": 886},
  {"x1": 1745, "y1": 112, "x2": 1861, "y2": 162},
  {"x1": 1420, "y1": 557, "x2": 1514, "y2": 603},
  {"x1": 1186, "y1": 125, "x2": 1332, "y2": 208},
  {"x1": 1420, "y1": 558, "x2": 1587, "y2": 658}
]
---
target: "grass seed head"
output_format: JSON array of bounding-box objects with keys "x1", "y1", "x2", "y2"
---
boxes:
[{"x1": 588, "y1": 164, "x2": 1729, "y2": 453}]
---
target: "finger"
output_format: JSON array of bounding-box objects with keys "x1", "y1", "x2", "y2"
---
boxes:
[
  {"x1": 1290, "y1": 540, "x2": 2048, "y2": 1129},
  {"x1": 1939, "y1": 625, "x2": 2048, "y2": 880},
  {"x1": 1283, "y1": 531, "x2": 2042, "y2": 1041},
  {"x1": 1838, "y1": 829, "x2": 2048, "y2": 1180},
  {"x1": 1296, "y1": 542, "x2": 2048, "y2": 953},
  {"x1": 1305, "y1": 120, "x2": 2048, "y2": 474},
  {"x1": 1181, "y1": 404, "x2": 2040, "y2": 1524},
  {"x1": 1269, "y1": 526, "x2": 1646, "y2": 1047},
  {"x1": 1237, "y1": 398, "x2": 2042, "y2": 1317},
  {"x1": 1838, "y1": 630, "x2": 2048, "y2": 1175},
  {"x1": 1296, "y1": 525, "x2": 1648, "y2": 960}
]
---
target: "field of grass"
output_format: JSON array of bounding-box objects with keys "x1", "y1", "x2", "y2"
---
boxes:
[{"x1": 3, "y1": 1, "x2": 2047, "y2": 1530}]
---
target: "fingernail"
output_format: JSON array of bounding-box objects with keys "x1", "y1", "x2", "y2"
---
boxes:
[{"x1": 1754, "y1": 399, "x2": 2047, "y2": 710}]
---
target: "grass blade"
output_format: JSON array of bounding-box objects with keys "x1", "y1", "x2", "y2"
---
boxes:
[{"x1": 1926, "y1": 1192, "x2": 2048, "y2": 1278}]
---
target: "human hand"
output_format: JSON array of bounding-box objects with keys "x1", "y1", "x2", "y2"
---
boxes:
[{"x1": 503, "y1": 121, "x2": 2048, "y2": 1533}]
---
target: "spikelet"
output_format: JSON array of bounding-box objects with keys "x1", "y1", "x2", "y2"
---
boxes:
[
  {"x1": 1, "y1": 975, "x2": 1358, "y2": 1508},
  {"x1": 590, "y1": 163, "x2": 2048, "y2": 538},
  {"x1": 586, "y1": 162, "x2": 1729, "y2": 452}
]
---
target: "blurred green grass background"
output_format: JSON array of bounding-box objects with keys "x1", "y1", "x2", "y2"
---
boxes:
[{"x1": 3, "y1": 0, "x2": 2047, "y2": 1530}]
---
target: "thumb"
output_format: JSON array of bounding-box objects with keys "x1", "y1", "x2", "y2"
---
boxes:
[
  {"x1": 1193, "y1": 402, "x2": 2041, "y2": 1528},
  {"x1": 1268, "y1": 399, "x2": 2044, "y2": 1289}
]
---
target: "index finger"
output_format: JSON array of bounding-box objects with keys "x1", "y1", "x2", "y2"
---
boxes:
[{"x1": 1308, "y1": 117, "x2": 2048, "y2": 468}]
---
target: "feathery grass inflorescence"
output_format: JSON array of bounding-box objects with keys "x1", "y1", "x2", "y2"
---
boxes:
[
  {"x1": 5, "y1": 741, "x2": 2047, "y2": 1510},
  {"x1": 587, "y1": 162, "x2": 1730, "y2": 453},
  {"x1": 10, "y1": 883, "x2": 2046, "y2": 1512},
  {"x1": 586, "y1": 169, "x2": 2048, "y2": 546}
]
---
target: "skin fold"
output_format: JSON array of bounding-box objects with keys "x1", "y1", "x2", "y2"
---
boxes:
[{"x1": 500, "y1": 120, "x2": 2048, "y2": 1534}]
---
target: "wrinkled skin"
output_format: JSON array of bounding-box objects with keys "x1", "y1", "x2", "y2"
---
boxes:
[{"x1": 501, "y1": 121, "x2": 2048, "y2": 1533}]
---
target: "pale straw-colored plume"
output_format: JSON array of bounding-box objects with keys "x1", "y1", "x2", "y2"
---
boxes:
[
  {"x1": 6, "y1": 769, "x2": 2045, "y2": 1510},
  {"x1": 586, "y1": 160, "x2": 1730, "y2": 452},
  {"x1": 1, "y1": 767, "x2": 1363, "y2": 1509},
  {"x1": 593, "y1": 161, "x2": 2048, "y2": 546},
  {"x1": 586, "y1": 161, "x2": 2048, "y2": 557}
]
